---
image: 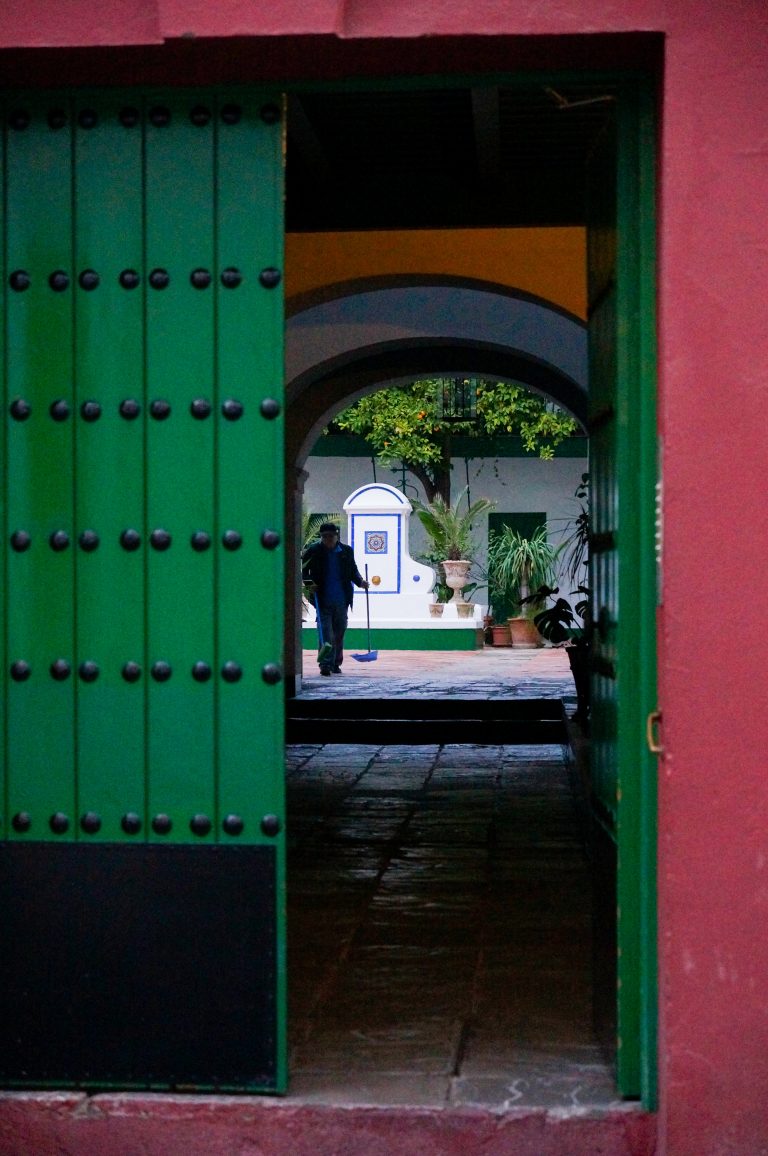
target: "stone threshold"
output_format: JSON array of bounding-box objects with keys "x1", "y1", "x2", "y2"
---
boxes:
[{"x1": 0, "y1": 1092, "x2": 656, "y2": 1156}]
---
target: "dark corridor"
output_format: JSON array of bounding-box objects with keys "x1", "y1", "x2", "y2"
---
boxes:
[{"x1": 285, "y1": 659, "x2": 618, "y2": 1110}]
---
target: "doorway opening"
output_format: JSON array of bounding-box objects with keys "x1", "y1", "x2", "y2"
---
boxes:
[
  {"x1": 283, "y1": 76, "x2": 657, "y2": 1107},
  {"x1": 287, "y1": 375, "x2": 595, "y2": 1107}
]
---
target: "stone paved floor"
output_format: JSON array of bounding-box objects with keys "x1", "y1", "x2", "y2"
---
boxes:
[
  {"x1": 299, "y1": 642, "x2": 575, "y2": 699},
  {"x1": 285, "y1": 649, "x2": 620, "y2": 1110}
]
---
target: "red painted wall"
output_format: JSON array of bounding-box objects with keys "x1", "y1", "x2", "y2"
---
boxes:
[
  {"x1": 1, "y1": 4, "x2": 768, "y2": 1155},
  {"x1": 656, "y1": 12, "x2": 768, "y2": 1154}
]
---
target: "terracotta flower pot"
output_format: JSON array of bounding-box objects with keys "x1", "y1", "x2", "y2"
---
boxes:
[
  {"x1": 429, "y1": 603, "x2": 445, "y2": 617},
  {"x1": 491, "y1": 624, "x2": 511, "y2": 646},
  {"x1": 507, "y1": 617, "x2": 543, "y2": 648}
]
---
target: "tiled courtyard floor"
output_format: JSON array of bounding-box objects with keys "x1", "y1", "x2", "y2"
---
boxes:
[{"x1": 285, "y1": 648, "x2": 621, "y2": 1110}]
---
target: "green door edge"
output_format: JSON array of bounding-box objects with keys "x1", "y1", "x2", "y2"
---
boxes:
[{"x1": 614, "y1": 77, "x2": 658, "y2": 1108}]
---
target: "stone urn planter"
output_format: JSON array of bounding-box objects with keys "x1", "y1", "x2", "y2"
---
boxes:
[
  {"x1": 442, "y1": 559, "x2": 472, "y2": 603},
  {"x1": 508, "y1": 616, "x2": 543, "y2": 648}
]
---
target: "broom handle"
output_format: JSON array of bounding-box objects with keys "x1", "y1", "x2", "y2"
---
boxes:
[{"x1": 364, "y1": 565, "x2": 371, "y2": 652}]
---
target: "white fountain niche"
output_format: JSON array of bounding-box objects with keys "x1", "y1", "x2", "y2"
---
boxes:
[{"x1": 341, "y1": 482, "x2": 481, "y2": 628}]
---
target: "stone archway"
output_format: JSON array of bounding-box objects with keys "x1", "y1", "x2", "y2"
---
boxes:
[
  {"x1": 284, "y1": 277, "x2": 588, "y2": 690},
  {"x1": 287, "y1": 276, "x2": 587, "y2": 467}
]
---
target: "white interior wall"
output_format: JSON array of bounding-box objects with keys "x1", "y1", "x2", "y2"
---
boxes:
[{"x1": 304, "y1": 450, "x2": 589, "y2": 603}]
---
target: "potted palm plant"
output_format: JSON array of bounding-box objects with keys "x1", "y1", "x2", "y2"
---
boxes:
[
  {"x1": 486, "y1": 525, "x2": 560, "y2": 647},
  {"x1": 412, "y1": 486, "x2": 494, "y2": 610}
]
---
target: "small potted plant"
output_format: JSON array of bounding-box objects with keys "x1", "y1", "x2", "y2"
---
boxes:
[
  {"x1": 429, "y1": 574, "x2": 452, "y2": 616},
  {"x1": 416, "y1": 548, "x2": 450, "y2": 616},
  {"x1": 486, "y1": 525, "x2": 560, "y2": 647},
  {"x1": 456, "y1": 576, "x2": 486, "y2": 619},
  {"x1": 490, "y1": 620, "x2": 512, "y2": 646}
]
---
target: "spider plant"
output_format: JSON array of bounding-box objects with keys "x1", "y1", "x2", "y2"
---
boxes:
[{"x1": 486, "y1": 525, "x2": 560, "y2": 620}]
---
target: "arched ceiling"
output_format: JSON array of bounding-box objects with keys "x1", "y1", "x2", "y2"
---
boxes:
[{"x1": 286, "y1": 279, "x2": 587, "y2": 467}]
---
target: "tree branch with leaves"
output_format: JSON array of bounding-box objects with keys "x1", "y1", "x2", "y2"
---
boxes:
[{"x1": 332, "y1": 378, "x2": 577, "y2": 503}]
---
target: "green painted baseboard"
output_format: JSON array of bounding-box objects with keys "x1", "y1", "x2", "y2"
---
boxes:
[
  {"x1": 302, "y1": 627, "x2": 483, "y2": 651},
  {"x1": 310, "y1": 433, "x2": 588, "y2": 458}
]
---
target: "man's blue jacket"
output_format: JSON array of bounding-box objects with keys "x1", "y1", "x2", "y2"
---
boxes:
[{"x1": 301, "y1": 541, "x2": 366, "y2": 610}]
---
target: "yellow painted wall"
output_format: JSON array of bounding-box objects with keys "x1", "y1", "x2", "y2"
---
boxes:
[{"x1": 285, "y1": 227, "x2": 586, "y2": 319}]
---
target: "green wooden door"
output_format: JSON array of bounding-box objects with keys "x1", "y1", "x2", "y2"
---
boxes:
[
  {"x1": 0, "y1": 89, "x2": 286, "y2": 1091},
  {"x1": 587, "y1": 80, "x2": 658, "y2": 1105}
]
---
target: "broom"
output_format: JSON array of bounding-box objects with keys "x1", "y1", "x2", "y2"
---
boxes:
[
  {"x1": 314, "y1": 593, "x2": 334, "y2": 664},
  {"x1": 352, "y1": 565, "x2": 378, "y2": 662}
]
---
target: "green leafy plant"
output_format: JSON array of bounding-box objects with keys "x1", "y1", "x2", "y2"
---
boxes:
[
  {"x1": 526, "y1": 475, "x2": 592, "y2": 725},
  {"x1": 525, "y1": 584, "x2": 591, "y2": 647},
  {"x1": 301, "y1": 507, "x2": 342, "y2": 553},
  {"x1": 555, "y1": 472, "x2": 589, "y2": 587},
  {"x1": 333, "y1": 378, "x2": 578, "y2": 504},
  {"x1": 460, "y1": 579, "x2": 487, "y2": 603},
  {"x1": 525, "y1": 582, "x2": 592, "y2": 726},
  {"x1": 532, "y1": 473, "x2": 592, "y2": 644},
  {"x1": 411, "y1": 485, "x2": 494, "y2": 561},
  {"x1": 486, "y1": 526, "x2": 560, "y2": 620}
]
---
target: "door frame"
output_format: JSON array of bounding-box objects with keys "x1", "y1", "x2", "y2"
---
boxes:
[{"x1": 284, "y1": 70, "x2": 659, "y2": 1106}]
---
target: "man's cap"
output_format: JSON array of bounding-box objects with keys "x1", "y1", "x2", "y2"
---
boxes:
[{"x1": 319, "y1": 523, "x2": 339, "y2": 534}]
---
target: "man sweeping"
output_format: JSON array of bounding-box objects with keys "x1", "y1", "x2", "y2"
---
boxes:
[{"x1": 302, "y1": 523, "x2": 369, "y2": 676}]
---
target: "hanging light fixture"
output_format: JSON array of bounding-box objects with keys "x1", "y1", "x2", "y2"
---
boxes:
[{"x1": 437, "y1": 377, "x2": 478, "y2": 422}]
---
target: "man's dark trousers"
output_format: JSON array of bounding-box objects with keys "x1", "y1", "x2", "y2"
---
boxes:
[{"x1": 319, "y1": 602, "x2": 348, "y2": 671}]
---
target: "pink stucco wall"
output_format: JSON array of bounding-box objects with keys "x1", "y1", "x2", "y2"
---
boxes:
[
  {"x1": 1, "y1": 4, "x2": 768, "y2": 1154},
  {"x1": 656, "y1": 12, "x2": 768, "y2": 1154}
]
